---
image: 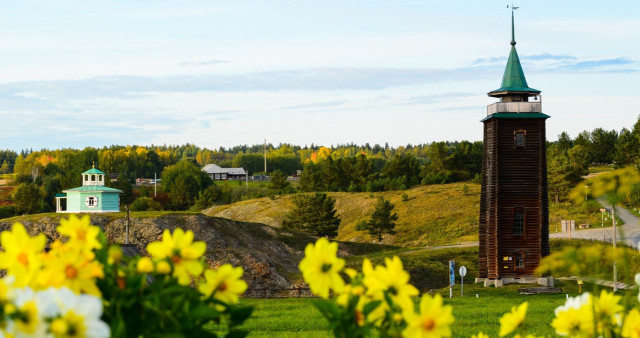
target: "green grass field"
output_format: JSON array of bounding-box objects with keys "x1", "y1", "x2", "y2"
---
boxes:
[
  {"x1": 209, "y1": 238, "x2": 640, "y2": 337},
  {"x1": 215, "y1": 279, "x2": 638, "y2": 337}
]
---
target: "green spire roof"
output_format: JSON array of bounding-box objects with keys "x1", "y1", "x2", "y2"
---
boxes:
[{"x1": 488, "y1": 11, "x2": 540, "y2": 96}]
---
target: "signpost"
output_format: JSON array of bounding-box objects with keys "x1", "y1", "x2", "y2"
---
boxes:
[
  {"x1": 600, "y1": 208, "x2": 606, "y2": 227},
  {"x1": 449, "y1": 260, "x2": 455, "y2": 298},
  {"x1": 459, "y1": 266, "x2": 467, "y2": 296}
]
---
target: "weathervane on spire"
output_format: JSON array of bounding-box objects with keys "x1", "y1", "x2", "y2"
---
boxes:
[{"x1": 506, "y1": 4, "x2": 519, "y2": 46}]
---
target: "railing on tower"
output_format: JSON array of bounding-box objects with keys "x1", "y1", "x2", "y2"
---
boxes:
[{"x1": 487, "y1": 102, "x2": 541, "y2": 116}]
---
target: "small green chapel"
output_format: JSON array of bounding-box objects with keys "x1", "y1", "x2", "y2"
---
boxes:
[{"x1": 55, "y1": 166, "x2": 122, "y2": 213}]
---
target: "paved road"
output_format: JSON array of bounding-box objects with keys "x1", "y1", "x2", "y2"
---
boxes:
[{"x1": 550, "y1": 198, "x2": 640, "y2": 248}]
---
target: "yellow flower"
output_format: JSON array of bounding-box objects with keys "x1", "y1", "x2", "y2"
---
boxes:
[
  {"x1": 50, "y1": 310, "x2": 87, "y2": 338},
  {"x1": 363, "y1": 256, "x2": 418, "y2": 316},
  {"x1": 156, "y1": 260, "x2": 171, "y2": 274},
  {"x1": 136, "y1": 257, "x2": 154, "y2": 274},
  {"x1": 57, "y1": 214, "x2": 102, "y2": 252},
  {"x1": 15, "y1": 300, "x2": 40, "y2": 334},
  {"x1": 0, "y1": 278, "x2": 11, "y2": 305},
  {"x1": 107, "y1": 245, "x2": 122, "y2": 265},
  {"x1": 147, "y1": 228, "x2": 206, "y2": 285},
  {"x1": 393, "y1": 313, "x2": 403, "y2": 323},
  {"x1": 622, "y1": 308, "x2": 640, "y2": 338},
  {"x1": 472, "y1": 333, "x2": 489, "y2": 338},
  {"x1": 298, "y1": 238, "x2": 345, "y2": 299},
  {"x1": 0, "y1": 223, "x2": 46, "y2": 287},
  {"x1": 594, "y1": 290, "x2": 623, "y2": 324},
  {"x1": 551, "y1": 306, "x2": 593, "y2": 337},
  {"x1": 38, "y1": 249, "x2": 104, "y2": 296},
  {"x1": 403, "y1": 294, "x2": 454, "y2": 338},
  {"x1": 198, "y1": 265, "x2": 248, "y2": 305},
  {"x1": 336, "y1": 284, "x2": 366, "y2": 307},
  {"x1": 499, "y1": 302, "x2": 528, "y2": 337}
]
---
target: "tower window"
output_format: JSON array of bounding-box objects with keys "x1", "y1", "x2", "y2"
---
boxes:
[
  {"x1": 515, "y1": 252, "x2": 525, "y2": 268},
  {"x1": 514, "y1": 130, "x2": 526, "y2": 148},
  {"x1": 513, "y1": 209, "x2": 525, "y2": 235}
]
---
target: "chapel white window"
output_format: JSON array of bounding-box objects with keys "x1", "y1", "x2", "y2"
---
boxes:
[{"x1": 86, "y1": 196, "x2": 98, "y2": 207}]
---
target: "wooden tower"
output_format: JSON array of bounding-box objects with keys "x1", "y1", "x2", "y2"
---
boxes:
[{"x1": 478, "y1": 10, "x2": 550, "y2": 282}]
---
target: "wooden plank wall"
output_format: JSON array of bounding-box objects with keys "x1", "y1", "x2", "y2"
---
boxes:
[{"x1": 479, "y1": 117, "x2": 549, "y2": 279}]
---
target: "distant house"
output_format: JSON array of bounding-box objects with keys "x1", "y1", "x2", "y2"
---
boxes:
[
  {"x1": 202, "y1": 164, "x2": 247, "y2": 181},
  {"x1": 55, "y1": 167, "x2": 122, "y2": 213}
]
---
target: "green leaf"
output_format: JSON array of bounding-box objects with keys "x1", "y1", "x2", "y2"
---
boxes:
[
  {"x1": 312, "y1": 300, "x2": 340, "y2": 320},
  {"x1": 191, "y1": 305, "x2": 221, "y2": 321},
  {"x1": 229, "y1": 306, "x2": 253, "y2": 327},
  {"x1": 363, "y1": 300, "x2": 382, "y2": 316}
]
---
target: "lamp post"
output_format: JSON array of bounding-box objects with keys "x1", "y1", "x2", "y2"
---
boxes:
[{"x1": 584, "y1": 185, "x2": 589, "y2": 201}]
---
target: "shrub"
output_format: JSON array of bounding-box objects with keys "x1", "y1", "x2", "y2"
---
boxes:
[{"x1": 130, "y1": 196, "x2": 162, "y2": 211}]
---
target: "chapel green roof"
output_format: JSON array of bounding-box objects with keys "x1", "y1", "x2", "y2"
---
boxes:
[
  {"x1": 488, "y1": 11, "x2": 540, "y2": 97},
  {"x1": 82, "y1": 167, "x2": 105, "y2": 175},
  {"x1": 63, "y1": 186, "x2": 122, "y2": 193}
]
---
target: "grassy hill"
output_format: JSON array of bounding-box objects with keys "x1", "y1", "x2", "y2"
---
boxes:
[
  {"x1": 205, "y1": 182, "x2": 614, "y2": 247},
  {"x1": 205, "y1": 182, "x2": 481, "y2": 247}
]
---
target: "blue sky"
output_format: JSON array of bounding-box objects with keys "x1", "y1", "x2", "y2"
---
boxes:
[{"x1": 1, "y1": 1, "x2": 639, "y2": 151}]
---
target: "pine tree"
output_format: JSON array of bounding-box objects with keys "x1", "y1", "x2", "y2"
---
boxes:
[
  {"x1": 357, "y1": 197, "x2": 398, "y2": 242},
  {"x1": 283, "y1": 193, "x2": 340, "y2": 238}
]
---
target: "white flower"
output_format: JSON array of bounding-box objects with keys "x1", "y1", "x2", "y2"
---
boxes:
[
  {"x1": 10, "y1": 287, "x2": 49, "y2": 338},
  {"x1": 554, "y1": 292, "x2": 591, "y2": 316},
  {"x1": 38, "y1": 287, "x2": 110, "y2": 338}
]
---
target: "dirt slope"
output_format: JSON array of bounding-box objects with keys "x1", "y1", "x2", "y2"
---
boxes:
[{"x1": 1, "y1": 213, "x2": 381, "y2": 290}]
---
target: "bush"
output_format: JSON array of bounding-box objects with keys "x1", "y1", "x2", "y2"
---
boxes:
[
  {"x1": 11, "y1": 182, "x2": 45, "y2": 214},
  {"x1": 580, "y1": 199, "x2": 601, "y2": 214},
  {"x1": 626, "y1": 182, "x2": 640, "y2": 207},
  {"x1": 0, "y1": 205, "x2": 16, "y2": 219},
  {"x1": 130, "y1": 197, "x2": 162, "y2": 211}
]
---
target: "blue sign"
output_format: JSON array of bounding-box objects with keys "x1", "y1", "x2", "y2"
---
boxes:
[{"x1": 449, "y1": 260, "x2": 455, "y2": 286}]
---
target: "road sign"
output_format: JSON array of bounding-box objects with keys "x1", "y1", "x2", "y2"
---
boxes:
[
  {"x1": 459, "y1": 266, "x2": 467, "y2": 297},
  {"x1": 459, "y1": 266, "x2": 467, "y2": 277},
  {"x1": 449, "y1": 260, "x2": 455, "y2": 298},
  {"x1": 449, "y1": 261, "x2": 455, "y2": 286},
  {"x1": 600, "y1": 208, "x2": 606, "y2": 212}
]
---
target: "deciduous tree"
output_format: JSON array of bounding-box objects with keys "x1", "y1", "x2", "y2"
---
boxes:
[
  {"x1": 12, "y1": 183, "x2": 44, "y2": 214},
  {"x1": 161, "y1": 160, "x2": 212, "y2": 210}
]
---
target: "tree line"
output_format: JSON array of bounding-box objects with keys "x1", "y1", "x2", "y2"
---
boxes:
[{"x1": 1, "y1": 115, "x2": 640, "y2": 216}]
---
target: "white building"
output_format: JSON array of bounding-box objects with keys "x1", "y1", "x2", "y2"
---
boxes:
[{"x1": 202, "y1": 164, "x2": 247, "y2": 181}]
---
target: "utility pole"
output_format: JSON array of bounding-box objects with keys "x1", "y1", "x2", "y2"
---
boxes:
[
  {"x1": 264, "y1": 139, "x2": 267, "y2": 174},
  {"x1": 612, "y1": 206, "x2": 617, "y2": 291},
  {"x1": 125, "y1": 205, "x2": 130, "y2": 245},
  {"x1": 154, "y1": 172, "x2": 157, "y2": 197}
]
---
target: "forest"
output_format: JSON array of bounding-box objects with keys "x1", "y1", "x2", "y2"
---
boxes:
[{"x1": 1, "y1": 116, "x2": 639, "y2": 217}]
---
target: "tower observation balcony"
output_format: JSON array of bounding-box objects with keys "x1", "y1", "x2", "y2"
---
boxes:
[{"x1": 486, "y1": 101, "x2": 541, "y2": 116}]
